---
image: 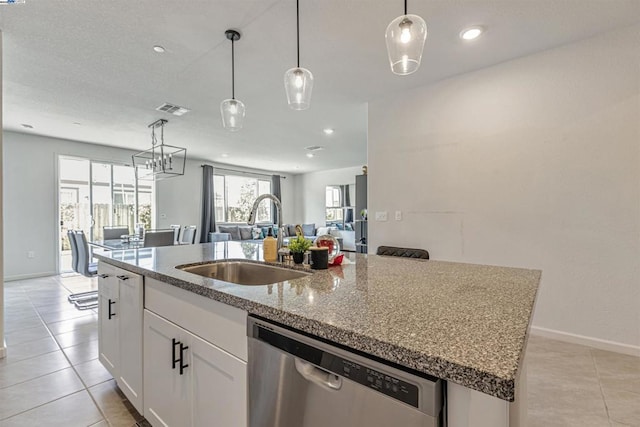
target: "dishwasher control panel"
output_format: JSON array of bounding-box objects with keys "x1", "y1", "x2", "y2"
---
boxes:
[{"x1": 334, "y1": 358, "x2": 419, "y2": 407}]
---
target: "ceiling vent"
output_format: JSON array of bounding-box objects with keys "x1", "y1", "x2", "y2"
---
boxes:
[
  {"x1": 156, "y1": 103, "x2": 191, "y2": 116},
  {"x1": 305, "y1": 145, "x2": 324, "y2": 152}
]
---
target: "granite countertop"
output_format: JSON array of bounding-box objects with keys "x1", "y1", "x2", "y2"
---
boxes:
[{"x1": 94, "y1": 241, "x2": 540, "y2": 402}]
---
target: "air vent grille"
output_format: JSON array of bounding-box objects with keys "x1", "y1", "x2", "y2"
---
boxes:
[
  {"x1": 156, "y1": 103, "x2": 191, "y2": 116},
  {"x1": 305, "y1": 145, "x2": 324, "y2": 152}
]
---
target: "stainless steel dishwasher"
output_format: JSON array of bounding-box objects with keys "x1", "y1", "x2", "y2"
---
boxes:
[{"x1": 248, "y1": 317, "x2": 445, "y2": 427}]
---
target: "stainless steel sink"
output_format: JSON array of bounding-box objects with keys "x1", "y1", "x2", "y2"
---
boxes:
[{"x1": 176, "y1": 261, "x2": 310, "y2": 286}]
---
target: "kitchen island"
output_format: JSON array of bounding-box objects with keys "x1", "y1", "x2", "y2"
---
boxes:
[{"x1": 94, "y1": 241, "x2": 540, "y2": 427}]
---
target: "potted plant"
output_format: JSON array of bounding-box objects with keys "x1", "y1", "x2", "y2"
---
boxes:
[{"x1": 287, "y1": 235, "x2": 312, "y2": 264}]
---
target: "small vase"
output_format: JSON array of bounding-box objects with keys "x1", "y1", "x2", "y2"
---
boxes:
[{"x1": 292, "y1": 252, "x2": 304, "y2": 264}]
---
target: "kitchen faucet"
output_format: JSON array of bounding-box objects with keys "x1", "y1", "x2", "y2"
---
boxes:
[{"x1": 248, "y1": 194, "x2": 283, "y2": 254}]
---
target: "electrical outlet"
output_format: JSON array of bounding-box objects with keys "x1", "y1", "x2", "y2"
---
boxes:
[
  {"x1": 160, "y1": 213, "x2": 167, "y2": 219},
  {"x1": 395, "y1": 211, "x2": 402, "y2": 221},
  {"x1": 27, "y1": 251, "x2": 35, "y2": 259},
  {"x1": 375, "y1": 211, "x2": 388, "y2": 221}
]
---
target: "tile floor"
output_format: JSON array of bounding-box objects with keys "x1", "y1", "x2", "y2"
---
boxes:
[{"x1": 1, "y1": 274, "x2": 639, "y2": 426}]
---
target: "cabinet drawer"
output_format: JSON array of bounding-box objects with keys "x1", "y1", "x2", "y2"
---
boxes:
[{"x1": 145, "y1": 277, "x2": 247, "y2": 361}]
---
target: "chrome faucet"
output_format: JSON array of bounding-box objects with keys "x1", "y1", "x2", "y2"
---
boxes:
[{"x1": 248, "y1": 194, "x2": 283, "y2": 252}]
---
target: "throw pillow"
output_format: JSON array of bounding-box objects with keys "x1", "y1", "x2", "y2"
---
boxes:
[
  {"x1": 218, "y1": 225, "x2": 240, "y2": 240},
  {"x1": 238, "y1": 226, "x2": 253, "y2": 240},
  {"x1": 302, "y1": 223, "x2": 315, "y2": 237},
  {"x1": 287, "y1": 224, "x2": 298, "y2": 237},
  {"x1": 316, "y1": 226, "x2": 330, "y2": 236},
  {"x1": 260, "y1": 226, "x2": 270, "y2": 238},
  {"x1": 251, "y1": 228, "x2": 263, "y2": 239}
]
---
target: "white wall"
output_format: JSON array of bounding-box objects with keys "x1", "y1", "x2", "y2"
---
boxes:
[
  {"x1": 1, "y1": 31, "x2": 6, "y2": 358},
  {"x1": 2, "y1": 131, "x2": 296, "y2": 279},
  {"x1": 155, "y1": 159, "x2": 295, "y2": 240},
  {"x1": 367, "y1": 25, "x2": 640, "y2": 350},
  {"x1": 294, "y1": 166, "x2": 363, "y2": 226}
]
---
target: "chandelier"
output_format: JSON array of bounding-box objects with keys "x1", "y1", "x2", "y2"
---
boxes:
[{"x1": 132, "y1": 119, "x2": 186, "y2": 180}]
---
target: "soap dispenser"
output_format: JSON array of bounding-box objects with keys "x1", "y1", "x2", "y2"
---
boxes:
[{"x1": 263, "y1": 227, "x2": 277, "y2": 262}]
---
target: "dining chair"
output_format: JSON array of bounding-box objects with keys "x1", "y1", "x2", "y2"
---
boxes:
[
  {"x1": 103, "y1": 226, "x2": 130, "y2": 240},
  {"x1": 376, "y1": 245, "x2": 429, "y2": 260},
  {"x1": 180, "y1": 225, "x2": 197, "y2": 245},
  {"x1": 67, "y1": 229, "x2": 79, "y2": 273},
  {"x1": 170, "y1": 224, "x2": 181, "y2": 245},
  {"x1": 73, "y1": 230, "x2": 98, "y2": 276},
  {"x1": 143, "y1": 229, "x2": 175, "y2": 248}
]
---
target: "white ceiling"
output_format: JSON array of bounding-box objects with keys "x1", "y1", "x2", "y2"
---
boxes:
[{"x1": 1, "y1": 0, "x2": 638, "y2": 174}]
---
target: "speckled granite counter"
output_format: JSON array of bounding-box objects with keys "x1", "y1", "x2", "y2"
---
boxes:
[{"x1": 94, "y1": 241, "x2": 540, "y2": 402}]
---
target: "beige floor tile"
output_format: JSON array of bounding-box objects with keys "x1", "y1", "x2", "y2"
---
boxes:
[
  {"x1": 40, "y1": 307, "x2": 95, "y2": 324},
  {"x1": 0, "y1": 367, "x2": 84, "y2": 420},
  {"x1": 54, "y1": 324, "x2": 98, "y2": 349},
  {"x1": 88, "y1": 420, "x2": 109, "y2": 427},
  {"x1": 89, "y1": 379, "x2": 143, "y2": 427},
  {"x1": 0, "y1": 336, "x2": 60, "y2": 364},
  {"x1": 4, "y1": 315, "x2": 45, "y2": 333},
  {"x1": 4, "y1": 324, "x2": 52, "y2": 346},
  {"x1": 62, "y1": 340, "x2": 99, "y2": 366},
  {"x1": 47, "y1": 313, "x2": 99, "y2": 335},
  {"x1": 0, "y1": 390, "x2": 103, "y2": 427},
  {"x1": 592, "y1": 349, "x2": 640, "y2": 395},
  {"x1": 0, "y1": 350, "x2": 69, "y2": 389},
  {"x1": 603, "y1": 388, "x2": 640, "y2": 426},
  {"x1": 74, "y1": 358, "x2": 113, "y2": 388}
]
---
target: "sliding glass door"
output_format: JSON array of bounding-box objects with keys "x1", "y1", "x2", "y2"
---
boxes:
[{"x1": 58, "y1": 156, "x2": 154, "y2": 272}]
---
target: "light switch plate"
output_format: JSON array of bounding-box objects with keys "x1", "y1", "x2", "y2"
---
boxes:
[{"x1": 375, "y1": 211, "x2": 388, "y2": 221}]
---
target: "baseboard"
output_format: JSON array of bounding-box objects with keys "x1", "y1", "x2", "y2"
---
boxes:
[
  {"x1": 4, "y1": 271, "x2": 57, "y2": 282},
  {"x1": 531, "y1": 326, "x2": 640, "y2": 357}
]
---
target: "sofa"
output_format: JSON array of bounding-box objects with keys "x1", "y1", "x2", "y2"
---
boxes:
[{"x1": 209, "y1": 223, "x2": 318, "y2": 246}]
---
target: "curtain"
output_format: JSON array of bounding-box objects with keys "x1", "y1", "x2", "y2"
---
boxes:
[
  {"x1": 344, "y1": 185, "x2": 353, "y2": 223},
  {"x1": 271, "y1": 175, "x2": 281, "y2": 224},
  {"x1": 200, "y1": 165, "x2": 215, "y2": 243}
]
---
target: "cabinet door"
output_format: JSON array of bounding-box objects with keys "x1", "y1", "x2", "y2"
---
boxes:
[
  {"x1": 190, "y1": 332, "x2": 247, "y2": 427},
  {"x1": 144, "y1": 310, "x2": 190, "y2": 427},
  {"x1": 117, "y1": 271, "x2": 144, "y2": 413},
  {"x1": 98, "y1": 264, "x2": 119, "y2": 376}
]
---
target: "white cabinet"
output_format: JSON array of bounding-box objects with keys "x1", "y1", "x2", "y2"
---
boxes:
[
  {"x1": 143, "y1": 277, "x2": 247, "y2": 427},
  {"x1": 97, "y1": 263, "x2": 144, "y2": 413},
  {"x1": 144, "y1": 310, "x2": 247, "y2": 427}
]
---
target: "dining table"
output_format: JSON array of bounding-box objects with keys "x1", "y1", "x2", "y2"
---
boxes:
[{"x1": 90, "y1": 238, "x2": 145, "y2": 251}]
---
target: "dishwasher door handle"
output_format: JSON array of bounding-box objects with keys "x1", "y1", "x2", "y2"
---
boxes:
[{"x1": 294, "y1": 358, "x2": 342, "y2": 391}]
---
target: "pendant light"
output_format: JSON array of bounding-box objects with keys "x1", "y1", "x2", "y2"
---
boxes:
[
  {"x1": 284, "y1": 0, "x2": 313, "y2": 110},
  {"x1": 220, "y1": 29, "x2": 245, "y2": 131},
  {"x1": 385, "y1": 0, "x2": 427, "y2": 76}
]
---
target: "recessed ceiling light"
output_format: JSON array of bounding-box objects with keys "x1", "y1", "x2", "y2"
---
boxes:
[
  {"x1": 221, "y1": 153, "x2": 229, "y2": 158},
  {"x1": 73, "y1": 122, "x2": 82, "y2": 125},
  {"x1": 306, "y1": 153, "x2": 314, "y2": 158},
  {"x1": 21, "y1": 124, "x2": 33, "y2": 129},
  {"x1": 153, "y1": 45, "x2": 166, "y2": 53},
  {"x1": 323, "y1": 128, "x2": 334, "y2": 135},
  {"x1": 460, "y1": 26, "x2": 484, "y2": 41}
]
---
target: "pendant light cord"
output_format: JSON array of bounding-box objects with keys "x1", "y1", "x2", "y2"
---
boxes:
[
  {"x1": 404, "y1": 0, "x2": 407, "y2": 15},
  {"x1": 296, "y1": 0, "x2": 300, "y2": 68},
  {"x1": 231, "y1": 38, "x2": 236, "y2": 99}
]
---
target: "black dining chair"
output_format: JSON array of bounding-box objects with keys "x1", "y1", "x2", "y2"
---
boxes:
[
  {"x1": 376, "y1": 245, "x2": 429, "y2": 260},
  {"x1": 143, "y1": 230, "x2": 175, "y2": 248},
  {"x1": 103, "y1": 226, "x2": 130, "y2": 240},
  {"x1": 73, "y1": 230, "x2": 98, "y2": 277},
  {"x1": 67, "y1": 229, "x2": 79, "y2": 273}
]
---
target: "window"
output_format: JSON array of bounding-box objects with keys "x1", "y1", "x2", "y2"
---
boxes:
[
  {"x1": 214, "y1": 173, "x2": 272, "y2": 223},
  {"x1": 325, "y1": 185, "x2": 343, "y2": 223}
]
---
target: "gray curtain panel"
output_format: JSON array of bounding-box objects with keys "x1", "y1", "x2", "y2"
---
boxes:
[
  {"x1": 343, "y1": 185, "x2": 353, "y2": 223},
  {"x1": 200, "y1": 165, "x2": 216, "y2": 243},
  {"x1": 271, "y1": 174, "x2": 281, "y2": 223}
]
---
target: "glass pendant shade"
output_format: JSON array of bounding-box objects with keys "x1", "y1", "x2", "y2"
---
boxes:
[
  {"x1": 220, "y1": 98, "x2": 245, "y2": 132},
  {"x1": 385, "y1": 14, "x2": 427, "y2": 75},
  {"x1": 284, "y1": 67, "x2": 313, "y2": 110}
]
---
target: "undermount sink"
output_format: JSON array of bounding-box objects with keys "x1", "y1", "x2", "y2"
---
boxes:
[{"x1": 176, "y1": 260, "x2": 311, "y2": 286}]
